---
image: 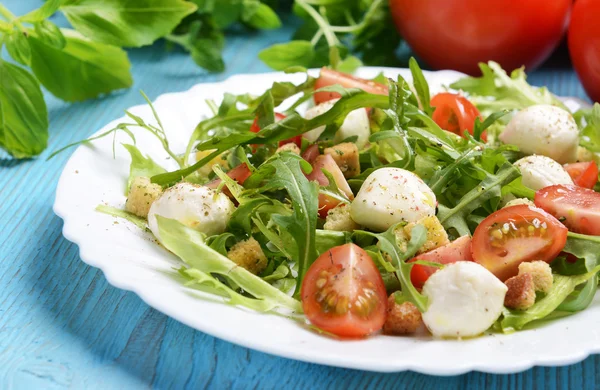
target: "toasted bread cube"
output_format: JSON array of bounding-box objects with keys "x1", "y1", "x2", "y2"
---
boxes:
[
  {"x1": 403, "y1": 216, "x2": 450, "y2": 254},
  {"x1": 504, "y1": 273, "x2": 536, "y2": 310},
  {"x1": 227, "y1": 237, "x2": 268, "y2": 275},
  {"x1": 125, "y1": 176, "x2": 163, "y2": 218},
  {"x1": 383, "y1": 295, "x2": 422, "y2": 335},
  {"x1": 195, "y1": 150, "x2": 229, "y2": 177},
  {"x1": 324, "y1": 203, "x2": 360, "y2": 232},
  {"x1": 324, "y1": 142, "x2": 360, "y2": 178},
  {"x1": 276, "y1": 143, "x2": 301, "y2": 155},
  {"x1": 518, "y1": 261, "x2": 553, "y2": 293}
]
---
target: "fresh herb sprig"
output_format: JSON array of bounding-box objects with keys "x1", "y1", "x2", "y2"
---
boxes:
[{"x1": 0, "y1": 0, "x2": 196, "y2": 159}]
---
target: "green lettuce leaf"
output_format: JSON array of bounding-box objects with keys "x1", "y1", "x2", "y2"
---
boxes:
[
  {"x1": 500, "y1": 266, "x2": 600, "y2": 332},
  {"x1": 122, "y1": 144, "x2": 166, "y2": 195},
  {"x1": 156, "y1": 215, "x2": 302, "y2": 312},
  {"x1": 450, "y1": 62, "x2": 566, "y2": 116}
]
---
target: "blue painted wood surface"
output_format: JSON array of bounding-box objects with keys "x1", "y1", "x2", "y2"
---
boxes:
[{"x1": 1, "y1": 1, "x2": 598, "y2": 388}]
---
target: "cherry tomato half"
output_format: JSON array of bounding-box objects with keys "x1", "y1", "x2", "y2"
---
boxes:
[
  {"x1": 472, "y1": 205, "x2": 567, "y2": 281},
  {"x1": 535, "y1": 184, "x2": 600, "y2": 236},
  {"x1": 390, "y1": 0, "x2": 571, "y2": 74},
  {"x1": 314, "y1": 68, "x2": 388, "y2": 105},
  {"x1": 409, "y1": 235, "x2": 473, "y2": 289},
  {"x1": 564, "y1": 161, "x2": 599, "y2": 189},
  {"x1": 569, "y1": 0, "x2": 600, "y2": 103},
  {"x1": 431, "y1": 93, "x2": 485, "y2": 140},
  {"x1": 305, "y1": 154, "x2": 354, "y2": 218},
  {"x1": 301, "y1": 243, "x2": 387, "y2": 338}
]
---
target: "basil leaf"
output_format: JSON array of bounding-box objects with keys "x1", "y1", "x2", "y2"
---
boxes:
[
  {"x1": 0, "y1": 60, "x2": 48, "y2": 158},
  {"x1": 33, "y1": 20, "x2": 66, "y2": 49},
  {"x1": 28, "y1": 29, "x2": 133, "y2": 102},
  {"x1": 19, "y1": 0, "x2": 62, "y2": 22},
  {"x1": 258, "y1": 40, "x2": 315, "y2": 71},
  {"x1": 5, "y1": 30, "x2": 31, "y2": 66},
  {"x1": 242, "y1": 1, "x2": 281, "y2": 30},
  {"x1": 60, "y1": 0, "x2": 197, "y2": 47}
]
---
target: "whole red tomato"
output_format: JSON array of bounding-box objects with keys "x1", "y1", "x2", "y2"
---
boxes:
[
  {"x1": 569, "y1": 0, "x2": 600, "y2": 102},
  {"x1": 390, "y1": 0, "x2": 571, "y2": 75}
]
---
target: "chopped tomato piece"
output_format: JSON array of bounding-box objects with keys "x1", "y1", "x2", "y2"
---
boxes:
[
  {"x1": 472, "y1": 205, "x2": 567, "y2": 281},
  {"x1": 409, "y1": 236, "x2": 473, "y2": 289},
  {"x1": 564, "y1": 161, "x2": 598, "y2": 189},
  {"x1": 430, "y1": 93, "x2": 485, "y2": 141},
  {"x1": 535, "y1": 184, "x2": 600, "y2": 236},
  {"x1": 301, "y1": 243, "x2": 387, "y2": 338},
  {"x1": 305, "y1": 155, "x2": 354, "y2": 218},
  {"x1": 314, "y1": 68, "x2": 388, "y2": 105}
]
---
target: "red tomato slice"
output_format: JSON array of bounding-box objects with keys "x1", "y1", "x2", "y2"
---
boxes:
[
  {"x1": 205, "y1": 163, "x2": 251, "y2": 197},
  {"x1": 535, "y1": 184, "x2": 600, "y2": 236},
  {"x1": 314, "y1": 68, "x2": 388, "y2": 105},
  {"x1": 409, "y1": 236, "x2": 473, "y2": 289},
  {"x1": 301, "y1": 144, "x2": 320, "y2": 164},
  {"x1": 301, "y1": 243, "x2": 387, "y2": 338},
  {"x1": 305, "y1": 155, "x2": 354, "y2": 218},
  {"x1": 472, "y1": 205, "x2": 567, "y2": 281},
  {"x1": 564, "y1": 162, "x2": 599, "y2": 189},
  {"x1": 250, "y1": 113, "x2": 300, "y2": 147},
  {"x1": 430, "y1": 93, "x2": 485, "y2": 141}
]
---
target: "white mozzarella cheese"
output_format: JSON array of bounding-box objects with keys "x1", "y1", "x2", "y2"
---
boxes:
[{"x1": 514, "y1": 155, "x2": 573, "y2": 191}]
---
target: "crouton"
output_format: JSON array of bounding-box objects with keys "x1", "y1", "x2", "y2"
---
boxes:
[
  {"x1": 324, "y1": 142, "x2": 360, "y2": 178},
  {"x1": 503, "y1": 198, "x2": 535, "y2": 208},
  {"x1": 518, "y1": 261, "x2": 553, "y2": 293},
  {"x1": 402, "y1": 216, "x2": 450, "y2": 254},
  {"x1": 125, "y1": 176, "x2": 163, "y2": 218},
  {"x1": 276, "y1": 143, "x2": 301, "y2": 155},
  {"x1": 324, "y1": 204, "x2": 360, "y2": 231},
  {"x1": 227, "y1": 237, "x2": 268, "y2": 275},
  {"x1": 383, "y1": 295, "x2": 422, "y2": 335},
  {"x1": 504, "y1": 273, "x2": 536, "y2": 310},
  {"x1": 195, "y1": 150, "x2": 229, "y2": 177}
]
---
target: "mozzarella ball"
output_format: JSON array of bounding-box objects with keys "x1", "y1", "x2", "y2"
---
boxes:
[
  {"x1": 350, "y1": 168, "x2": 436, "y2": 232},
  {"x1": 422, "y1": 262, "x2": 507, "y2": 338},
  {"x1": 148, "y1": 182, "x2": 234, "y2": 242},
  {"x1": 514, "y1": 155, "x2": 573, "y2": 191},
  {"x1": 303, "y1": 100, "x2": 370, "y2": 149},
  {"x1": 499, "y1": 105, "x2": 579, "y2": 164}
]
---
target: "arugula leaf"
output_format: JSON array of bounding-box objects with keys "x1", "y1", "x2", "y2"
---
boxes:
[
  {"x1": 60, "y1": 0, "x2": 197, "y2": 47},
  {"x1": 450, "y1": 62, "x2": 567, "y2": 116},
  {"x1": 259, "y1": 41, "x2": 316, "y2": 71},
  {"x1": 250, "y1": 153, "x2": 319, "y2": 294},
  {"x1": 357, "y1": 224, "x2": 429, "y2": 312},
  {"x1": 157, "y1": 215, "x2": 302, "y2": 312},
  {"x1": 437, "y1": 163, "x2": 521, "y2": 236},
  {"x1": 315, "y1": 229, "x2": 349, "y2": 255},
  {"x1": 0, "y1": 60, "x2": 48, "y2": 158},
  {"x1": 28, "y1": 29, "x2": 133, "y2": 102},
  {"x1": 408, "y1": 57, "x2": 432, "y2": 115},
  {"x1": 121, "y1": 144, "x2": 167, "y2": 195},
  {"x1": 500, "y1": 266, "x2": 600, "y2": 332}
]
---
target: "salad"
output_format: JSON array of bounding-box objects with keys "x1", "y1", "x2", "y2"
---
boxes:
[{"x1": 56, "y1": 59, "x2": 600, "y2": 339}]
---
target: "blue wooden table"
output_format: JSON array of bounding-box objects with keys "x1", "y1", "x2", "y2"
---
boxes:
[{"x1": 1, "y1": 1, "x2": 597, "y2": 388}]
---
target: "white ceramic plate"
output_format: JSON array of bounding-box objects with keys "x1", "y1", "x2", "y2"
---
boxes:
[{"x1": 54, "y1": 67, "x2": 599, "y2": 375}]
